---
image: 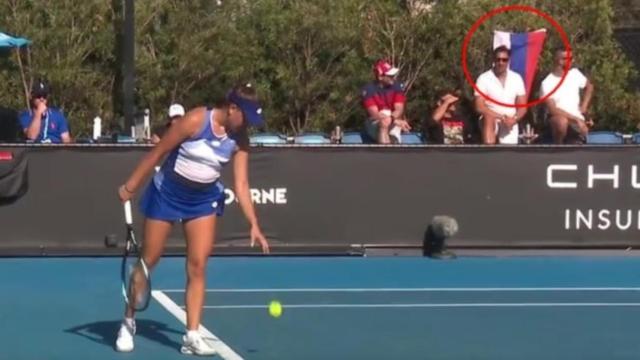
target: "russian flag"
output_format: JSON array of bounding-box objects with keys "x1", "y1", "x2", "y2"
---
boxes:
[{"x1": 493, "y1": 29, "x2": 547, "y2": 98}]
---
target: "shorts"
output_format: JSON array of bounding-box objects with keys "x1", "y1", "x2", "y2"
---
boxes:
[
  {"x1": 480, "y1": 116, "x2": 519, "y2": 144},
  {"x1": 364, "y1": 119, "x2": 403, "y2": 144},
  {"x1": 495, "y1": 121, "x2": 519, "y2": 144},
  {"x1": 139, "y1": 171, "x2": 226, "y2": 222}
]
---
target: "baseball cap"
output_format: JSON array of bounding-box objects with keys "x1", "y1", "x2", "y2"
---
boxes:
[
  {"x1": 226, "y1": 87, "x2": 264, "y2": 127},
  {"x1": 168, "y1": 104, "x2": 185, "y2": 118},
  {"x1": 374, "y1": 59, "x2": 399, "y2": 77},
  {"x1": 31, "y1": 80, "x2": 50, "y2": 97}
]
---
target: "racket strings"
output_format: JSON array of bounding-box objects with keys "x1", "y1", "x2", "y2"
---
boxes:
[{"x1": 127, "y1": 259, "x2": 150, "y2": 310}]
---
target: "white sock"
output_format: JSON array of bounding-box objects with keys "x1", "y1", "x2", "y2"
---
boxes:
[
  {"x1": 124, "y1": 317, "x2": 135, "y2": 328},
  {"x1": 187, "y1": 330, "x2": 200, "y2": 339}
]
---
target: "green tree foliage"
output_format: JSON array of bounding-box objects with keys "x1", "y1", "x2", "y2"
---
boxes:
[
  {"x1": 0, "y1": 0, "x2": 115, "y2": 137},
  {"x1": 613, "y1": 0, "x2": 640, "y2": 29},
  {"x1": 0, "y1": 0, "x2": 638, "y2": 137}
]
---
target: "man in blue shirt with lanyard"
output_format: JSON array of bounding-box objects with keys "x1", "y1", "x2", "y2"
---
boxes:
[{"x1": 19, "y1": 80, "x2": 71, "y2": 144}]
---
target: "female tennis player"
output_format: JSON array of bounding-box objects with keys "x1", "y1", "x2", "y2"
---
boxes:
[{"x1": 115, "y1": 83, "x2": 270, "y2": 355}]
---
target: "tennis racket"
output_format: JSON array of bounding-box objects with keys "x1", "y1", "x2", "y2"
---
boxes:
[{"x1": 121, "y1": 200, "x2": 151, "y2": 311}]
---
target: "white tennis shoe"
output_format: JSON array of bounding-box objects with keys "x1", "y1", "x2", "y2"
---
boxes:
[
  {"x1": 180, "y1": 330, "x2": 217, "y2": 356},
  {"x1": 115, "y1": 319, "x2": 136, "y2": 352}
]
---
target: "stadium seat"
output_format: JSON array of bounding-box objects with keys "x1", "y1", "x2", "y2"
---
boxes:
[
  {"x1": 401, "y1": 132, "x2": 424, "y2": 144},
  {"x1": 294, "y1": 133, "x2": 330, "y2": 144},
  {"x1": 250, "y1": 132, "x2": 287, "y2": 145},
  {"x1": 341, "y1": 132, "x2": 363, "y2": 144},
  {"x1": 116, "y1": 135, "x2": 136, "y2": 143},
  {"x1": 632, "y1": 133, "x2": 640, "y2": 144},
  {"x1": 586, "y1": 131, "x2": 624, "y2": 145}
]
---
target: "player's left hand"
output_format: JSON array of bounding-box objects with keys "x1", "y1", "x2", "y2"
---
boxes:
[
  {"x1": 576, "y1": 120, "x2": 590, "y2": 137},
  {"x1": 250, "y1": 225, "x2": 270, "y2": 254},
  {"x1": 583, "y1": 114, "x2": 595, "y2": 128}
]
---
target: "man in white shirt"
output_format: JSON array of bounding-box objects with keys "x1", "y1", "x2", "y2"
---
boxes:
[
  {"x1": 151, "y1": 103, "x2": 185, "y2": 144},
  {"x1": 474, "y1": 46, "x2": 527, "y2": 145},
  {"x1": 540, "y1": 48, "x2": 594, "y2": 144}
]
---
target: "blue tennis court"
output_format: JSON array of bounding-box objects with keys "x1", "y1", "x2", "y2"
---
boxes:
[{"x1": 3, "y1": 255, "x2": 640, "y2": 359}]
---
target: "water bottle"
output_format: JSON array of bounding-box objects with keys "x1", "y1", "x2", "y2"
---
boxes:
[
  {"x1": 92, "y1": 116, "x2": 102, "y2": 140},
  {"x1": 333, "y1": 125, "x2": 342, "y2": 144},
  {"x1": 143, "y1": 108, "x2": 151, "y2": 140}
]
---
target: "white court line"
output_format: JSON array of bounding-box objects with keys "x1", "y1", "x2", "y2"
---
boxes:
[
  {"x1": 151, "y1": 290, "x2": 244, "y2": 360},
  {"x1": 195, "y1": 302, "x2": 640, "y2": 309},
  {"x1": 160, "y1": 287, "x2": 640, "y2": 293}
]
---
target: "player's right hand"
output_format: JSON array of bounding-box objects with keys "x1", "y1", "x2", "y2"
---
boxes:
[
  {"x1": 118, "y1": 184, "x2": 134, "y2": 203},
  {"x1": 379, "y1": 116, "x2": 393, "y2": 128},
  {"x1": 35, "y1": 101, "x2": 47, "y2": 117},
  {"x1": 442, "y1": 94, "x2": 460, "y2": 104}
]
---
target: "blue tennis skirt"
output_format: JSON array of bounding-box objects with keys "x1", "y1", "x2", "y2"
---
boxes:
[{"x1": 139, "y1": 171, "x2": 226, "y2": 222}]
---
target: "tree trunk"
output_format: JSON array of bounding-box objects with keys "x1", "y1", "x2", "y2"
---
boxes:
[{"x1": 14, "y1": 47, "x2": 30, "y2": 110}]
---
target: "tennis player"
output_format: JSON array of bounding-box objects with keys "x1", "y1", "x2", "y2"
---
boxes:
[{"x1": 115, "y1": 83, "x2": 270, "y2": 355}]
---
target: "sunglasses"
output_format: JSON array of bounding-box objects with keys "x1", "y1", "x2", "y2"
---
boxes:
[{"x1": 495, "y1": 58, "x2": 509, "y2": 63}]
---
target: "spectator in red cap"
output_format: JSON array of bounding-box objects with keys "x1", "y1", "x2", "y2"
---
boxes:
[{"x1": 361, "y1": 59, "x2": 410, "y2": 144}]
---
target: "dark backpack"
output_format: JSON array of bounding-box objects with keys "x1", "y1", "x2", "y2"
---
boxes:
[{"x1": 0, "y1": 107, "x2": 22, "y2": 143}]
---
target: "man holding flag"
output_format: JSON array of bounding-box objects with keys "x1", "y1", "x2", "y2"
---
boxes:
[
  {"x1": 474, "y1": 29, "x2": 547, "y2": 144},
  {"x1": 474, "y1": 46, "x2": 527, "y2": 144}
]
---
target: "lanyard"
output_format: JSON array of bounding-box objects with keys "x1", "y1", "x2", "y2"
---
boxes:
[{"x1": 42, "y1": 110, "x2": 50, "y2": 141}]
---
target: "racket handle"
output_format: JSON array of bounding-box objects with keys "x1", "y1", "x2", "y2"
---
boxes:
[{"x1": 124, "y1": 200, "x2": 133, "y2": 225}]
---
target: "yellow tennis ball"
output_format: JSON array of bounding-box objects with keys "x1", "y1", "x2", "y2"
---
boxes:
[{"x1": 268, "y1": 300, "x2": 282, "y2": 318}]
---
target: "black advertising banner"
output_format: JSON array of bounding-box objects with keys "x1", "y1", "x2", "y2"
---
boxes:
[{"x1": 0, "y1": 145, "x2": 638, "y2": 255}]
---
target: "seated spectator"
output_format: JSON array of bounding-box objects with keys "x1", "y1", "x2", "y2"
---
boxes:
[
  {"x1": 540, "y1": 47, "x2": 595, "y2": 144},
  {"x1": 474, "y1": 46, "x2": 527, "y2": 145},
  {"x1": 425, "y1": 89, "x2": 478, "y2": 144},
  {"x1": 19, "y1": 79, "x2": 71, "y2": 144},
  {"x1": 361, "y1": 59, "x2": 411, "y2": 144},
  {"x1": 151, "y1": 103, "x2": 184, "y2": 144}
]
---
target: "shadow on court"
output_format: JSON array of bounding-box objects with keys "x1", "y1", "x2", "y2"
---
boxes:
[{"x1": 65, "y1": 319, "x2": 183, "y2": 351}]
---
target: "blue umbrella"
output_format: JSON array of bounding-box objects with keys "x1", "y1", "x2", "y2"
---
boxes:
[
  {"x1": 0, "y1": 31, "x2": 31, "y2": 48},
  {"x1": 0, "y1": 31, "x2": 32, "y2": 109}
]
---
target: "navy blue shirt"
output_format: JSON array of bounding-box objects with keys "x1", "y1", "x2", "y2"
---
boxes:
[
  {"x1": 19, "y1": 108, "x2": 69, "y2": 143},
  {"x1": 361, "y1": 81, "x2": 406, "y2": 112}
]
